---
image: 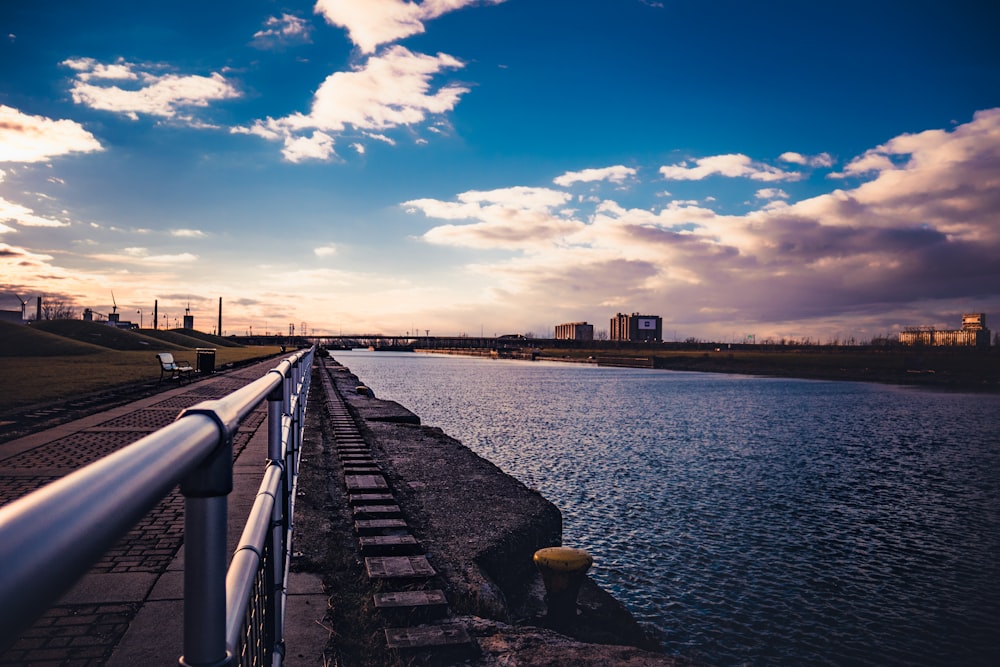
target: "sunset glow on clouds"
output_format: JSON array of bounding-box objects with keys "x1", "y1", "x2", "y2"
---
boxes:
[{"x1": 1, "y1": 0, "x2": 998, "y2": 339}]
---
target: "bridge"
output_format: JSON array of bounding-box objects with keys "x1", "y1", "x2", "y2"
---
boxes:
[
  {"x1": 231, "y1": 334, "x2": 525, "y2": 351},
  {"x1": 315, "y1": 334, "x2": 516, "y2": 350}
]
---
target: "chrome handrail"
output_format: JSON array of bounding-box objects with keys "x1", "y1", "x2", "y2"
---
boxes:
[{"x1": 0, "y1": 346, "x2": 314, "y2": 666}]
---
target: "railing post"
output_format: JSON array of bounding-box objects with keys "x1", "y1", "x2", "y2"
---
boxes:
[
  {"x1": 266, "y1": 378, "x2": 287, "y2": 661},
  {"x1": 178, "y1": 406, "x2": 238, "y2": 667},
  {"x1": 180, "y1": 495, "x2": 229, "y2": 667},
  {"x1": 267, "y1": 377, "x2": 285, "y2": 464}
]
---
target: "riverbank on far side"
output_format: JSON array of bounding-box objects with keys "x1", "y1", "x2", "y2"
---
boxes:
[{"x1": 412, "y1": 345, "x2": 1000, "y2": 390}]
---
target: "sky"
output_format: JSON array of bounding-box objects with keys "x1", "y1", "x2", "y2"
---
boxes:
[{"x1": 2, "y1": 0, "x2": 999, "y2": 342}]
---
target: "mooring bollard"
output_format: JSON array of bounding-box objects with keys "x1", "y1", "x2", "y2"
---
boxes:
[{"x1": 533, "y1": 546, "x2": 593, "y2": 626}]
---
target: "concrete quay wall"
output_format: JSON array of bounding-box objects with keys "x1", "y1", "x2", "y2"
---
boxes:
[{"x1": 319, "y1": 357, "x2": 686, "y2": 665}]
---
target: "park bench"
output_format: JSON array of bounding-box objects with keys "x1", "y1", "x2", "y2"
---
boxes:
[{"x1": 156, "y1": 352, "x2": 194, "y2": 384}]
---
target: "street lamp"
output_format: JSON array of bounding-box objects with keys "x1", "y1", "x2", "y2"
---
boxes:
[{"x1": 137, "y1": 309, "x2": 142, "y2": 328}]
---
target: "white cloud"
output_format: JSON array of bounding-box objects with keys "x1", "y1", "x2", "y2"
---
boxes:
[
  {"x1": 834, "y1": 151, "x2": 896, "y2": 176},
  {"x1": 0, "y1": 195, "x2": 70, "y2": 228},
  {"x1": 63, "y1": 57, "x2": 138, "y2": 82},
  {"x1": 659, "y1": 153, "x2": 803, "y2": 182},
  {"x1": 406, "y1": 186, "x2": 580, "y2": 249},
  {"x1": 91, "y1": 248, "x2": 199, "y2": 265},
  {"x1": 144, "y1": 252, "x2": 199, "y2": 264},
  {"x1": 309, "y1": 46, "x2": 465, "y2": 130},
  {"x1": 235, "y1": 46, "x2": 466, "y2": 161},
  {"x1": 283, "y1": 132, "x2": 337, "y2": 163},
  {"x1": 755, "y1": 188, "x2": 789, "y2": 200},
  {"x1": 252, "y1": 13, "x2": 312, "y2": 49},
  {"x1": 0, "y1": 105, "x2": 103, "y2": 163},
  {"x1": 171, "y1": 228, "x2": 207, "y2": 238},
  {"x1": 63, "y1": 58, "x2": 240, "y2": 121},
  {"x1": 779, "y1": 151, "x2": 833, "y2": 168},
  {"x1": 314, "y1": 244, "x2": 338, "y2": 257},
  {"x1": 314, "y1": 0, "x2": 506, "y2": 54},
  {"x1": 365, "y1": 132, "x2": 397, "y2": 145},
  {"x1": 553, "y1": 165, "x2": 637, "y2": 187}
]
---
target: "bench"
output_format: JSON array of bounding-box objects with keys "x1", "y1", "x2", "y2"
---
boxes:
[{"x1": 156, "y1": 352, "x2": 194, "y2": 384}]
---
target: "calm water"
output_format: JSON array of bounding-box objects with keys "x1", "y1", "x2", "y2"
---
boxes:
[{"x1": 332, "y1": 350, "x2": 1000, "y2": 666}]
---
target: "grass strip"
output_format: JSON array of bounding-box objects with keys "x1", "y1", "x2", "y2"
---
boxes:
[{"x1": 0, "y1": 347, "x2": 283, "y2": 413}]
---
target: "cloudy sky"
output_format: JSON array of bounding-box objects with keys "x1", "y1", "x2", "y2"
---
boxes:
[{"x1": 2, "y1": 0, "x2": 999, "y2": 341}]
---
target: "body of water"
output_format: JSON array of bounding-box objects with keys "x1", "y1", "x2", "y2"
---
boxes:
[{"x1": 331, "y1": 350, "x2": 1000, "y2": 666}]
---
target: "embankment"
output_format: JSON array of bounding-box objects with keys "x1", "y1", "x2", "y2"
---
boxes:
[
  {"x1": 299, "y1": 356, "x2": 688, "y2": 666},
  {"x1": 418, "y1": 346, "x2": 1000, "y2": 389}
]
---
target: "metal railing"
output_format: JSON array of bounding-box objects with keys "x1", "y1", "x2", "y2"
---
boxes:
[{"x1": 0, "y1": 347, "x2": 314, "y2": 666}]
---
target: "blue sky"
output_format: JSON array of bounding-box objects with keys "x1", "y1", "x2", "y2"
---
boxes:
[{"x1": 2, "y1": 0, "x2": 999, "y2": 341}]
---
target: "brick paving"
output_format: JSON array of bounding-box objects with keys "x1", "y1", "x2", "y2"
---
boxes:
[{"x1": 0, "y1": 360, "x2": 286, "y2": 666}]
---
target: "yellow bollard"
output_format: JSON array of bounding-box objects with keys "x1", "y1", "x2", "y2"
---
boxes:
[{"x1": 533, "y1": 546, "x2": 593, "y2": 625}]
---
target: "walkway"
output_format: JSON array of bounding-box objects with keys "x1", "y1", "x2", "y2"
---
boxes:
[{"x1": 0, "y1": 358, "x2": 329, "y2": 666}]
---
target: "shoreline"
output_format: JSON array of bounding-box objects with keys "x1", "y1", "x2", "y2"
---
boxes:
[{"x1": 299, "y1": 355, "x2": 689, "y2": 665}]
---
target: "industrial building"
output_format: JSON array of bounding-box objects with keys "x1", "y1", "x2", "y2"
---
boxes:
[
  {"x1": 899, "y1": 313, "x2": 991, "y2": 348},
  {"x1": 0, "y1": 310, "x2": 22, "y2": 324},
  {"x1": 610, "y1": 312, "x2": 662, "y2": 343},
  {"x1": 554, "y1": 322, "x2": 594, "y2": 341}
]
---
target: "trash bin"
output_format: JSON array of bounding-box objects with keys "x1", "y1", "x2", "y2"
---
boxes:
[{"x1": 196, "y1": 348, "x2": 216, "y2": 374}]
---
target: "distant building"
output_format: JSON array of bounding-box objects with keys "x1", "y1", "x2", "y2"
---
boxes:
[
  {"x1": 0, "y1": 309, "x2": 23, "y2": 324},
  {"x1": 554, "y1": 322, "x2": 594, "y2": 341},
  {"x1": 899, "y1": 313, "x2": 991, "y2": 348},
  {"x1": 610, "y1": 312, "x2": 662, "y2": 343}
]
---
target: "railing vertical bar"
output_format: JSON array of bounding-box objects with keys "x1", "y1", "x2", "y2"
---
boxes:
[
  {"x1": 266, "y1": 384, "x2": 286, "y2": 665},
  {"x1": 270, "y1": 489, "x2": 286, "y2": 664},
  {"x1": 267, "y1": 391, "x2": 284, "y2": 465},
  {"x1": 181, "y1": 495, "x2": 229, "y2": 667}
]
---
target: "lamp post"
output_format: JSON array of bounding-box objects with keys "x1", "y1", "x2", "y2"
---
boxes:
[{"x1": 137, "y1": 309, "x2": 142, "y2": 328}]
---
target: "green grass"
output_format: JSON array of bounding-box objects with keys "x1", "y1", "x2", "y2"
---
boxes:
[{"x1": 0, "y1": 320, "x2": 284, "y2": 413}]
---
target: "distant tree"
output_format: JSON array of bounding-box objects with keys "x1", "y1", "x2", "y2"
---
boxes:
[
  {"x1": 41, "y1": 298, "x2": 76, "y2": 320},
  {"x1": 869, "y1": 333, "x2": 897, "y2": 348},
  {"x1": 595, "y1": 329, "x2": 608, "y2": 341}
]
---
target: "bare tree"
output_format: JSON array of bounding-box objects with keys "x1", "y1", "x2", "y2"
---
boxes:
[{"x1": 41, "y1": 298, "x2": 76, "y2": 320}]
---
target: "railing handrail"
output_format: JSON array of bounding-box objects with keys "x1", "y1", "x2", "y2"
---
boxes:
[{"x1": 0, "y1": 347, "x2": 314, "y2": 660}]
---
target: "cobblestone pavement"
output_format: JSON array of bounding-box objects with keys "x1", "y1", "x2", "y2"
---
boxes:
[{"x1": 0, "y1": 361, "x2": 282, "y2": 666}]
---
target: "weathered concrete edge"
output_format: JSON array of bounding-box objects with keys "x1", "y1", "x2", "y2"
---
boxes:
[{"x1": 324, "y1": 358, "x2": 683, "y2": 664}]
